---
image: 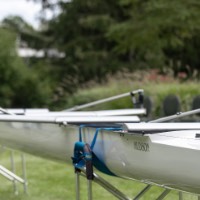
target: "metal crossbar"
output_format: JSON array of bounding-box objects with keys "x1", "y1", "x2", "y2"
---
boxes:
[
  {"x1": 0, "y1": 149, "x2": 27, "y2": 195},
  {"x1": 78, "y1": 170, "x2": 131, "y2": 200},
  {"x1": 75, "y1": 169, "x2": 198, "y2": 200},
  {"x1": 0, "y1": 165, "x2": 25, "y2": 183},
  {"x1": 156, "y1": 189, "x2": 171, "y2": 200},
  {"x1": 133, "y1": 185, "x2": 152, "y2": 199}
]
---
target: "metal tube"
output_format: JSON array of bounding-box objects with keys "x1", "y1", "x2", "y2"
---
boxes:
[
  {"x1": 0, "y1": 107, "x2": 15, "y2": 115},
  {"x1": 178, "y1": 192, "x2": 183, "y2": 200},
  {"x1": 75, "y1": 172, "x2": 80, "y2": 200},
  {"x1": 80, "y1": 171, "x2": 131, "y2": 200},
  {"x1": 21, "y1": 154, "x2": 28, "y2": 194},
  {"x1": 156, "y1": 189, "x2": 170, "y2": 200},
  {"x1": 87, "y1": 180, "x2": 92, "y2": 200},
  {"x1": 150, "y1": 108, "x2": 200, "y2": 123},
  {"x1": 65, "y1": 89, "x2": 144, "y2": 111},
  {"x1": 10, "y1": 151, "x2": 18, "y2": 195},
  {"x1": 0, "y1": 168, "x2": 14, "y2": 181},
  {"x1": 134, "y1": 185, "x2": 151, "y2": 200},
  {"x1": 0, "y1": 165, "x2": 25, "y2": 183}
]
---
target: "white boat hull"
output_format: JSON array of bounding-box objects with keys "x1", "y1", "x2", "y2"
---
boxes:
[{"x1": 0, "y1": 121, "x2": 200, "y2": 194}]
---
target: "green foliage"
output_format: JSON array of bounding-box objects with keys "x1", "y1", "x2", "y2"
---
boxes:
[
  {"x1": 46, "y1": 0, "x2": 129, "y2": 83},
  {"x1": 0, "y1": 28, "x2": 52, "y2": 108},
  {"x1": 2, "y1": 16, "x2": 34, "y2": 32},
  {"x1": 2, "y1": 15, "x2": 51, "y2": 50},
  {"x1": 31, "y1": 0, "x2": 200, "y2": 95},
  {"x1": 0, "y1": 28, "x2": 22, "y2": 106},
  {"x1": 25, "y1": 0, "x2": 200, "y2": 107},
  {"x1": 2, "y1": 0, "x2": 200, "y2": 108},
  {"x1": 29, "y1": 0, "x2": 200, "y2": 80},
  {"x1": 108, "y1": 0, "x2": 200, "y2": 73}
]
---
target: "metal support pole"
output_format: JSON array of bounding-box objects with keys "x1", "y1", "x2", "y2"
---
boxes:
[
  {"x1": 0, "y1": 165, "x2": 25, "y2": 183},
  {"x1": 156, "y1": 189, "x2": 170, "y2": 200},
  {"x1": 80, "y1": 170, "x2": 131, "y2": 200},
  {"x1": 75, "y1": 172, "x2": 80, "y2": 200},
  {"x1": 179, "y1": 192, "x2": 183, "y2": 200},
  {"x1": 134, "y1": 185, "x2": 152, "y2": 200},
  {"x1": 77, "y1": 169, "x2": 173, "y2": 200},
  {"x1": 87, "y1": 180, "x2": 92, "y2": 200},
  {"x1": 150, "y1": 108, "x2": 200, "y2": 123},
  {"x1": 65, "y1": 89, "x2": 144, "y2": 111},
  {"x1": 21, "y1": 154, "x2": 28, "y2": 194},
  {"x1": 10, "y1": 151, "x2": 18, "y2": 195},
  {"x1": 198, "y1": 195, "x2": 200, "y2": 200}
]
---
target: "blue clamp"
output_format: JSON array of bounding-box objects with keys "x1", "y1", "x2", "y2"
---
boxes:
[{"x1": 72, "y1": 126, "x2": 122, "y2": 180}]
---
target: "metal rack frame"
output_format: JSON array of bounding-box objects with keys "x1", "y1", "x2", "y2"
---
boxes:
[
  {"x1": 75, "y1": 168, "x2": 200, "y2": 200},
  {"x1": 0, "y1": 148, "x2": 27, "y2": 195}
]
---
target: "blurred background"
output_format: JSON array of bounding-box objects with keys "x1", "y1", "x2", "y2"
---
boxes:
[{"x1": 0, "y1": 0, "x2": 200, "y2": 112}]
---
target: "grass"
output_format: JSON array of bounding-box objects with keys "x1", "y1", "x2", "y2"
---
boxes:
[{"x1": 0, "y1": 150, "x2": 198, "y2": 200}]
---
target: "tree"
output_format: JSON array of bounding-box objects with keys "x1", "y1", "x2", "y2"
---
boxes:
[
  {"x1": 44, "y1": 0, "x2": 130, "y2": 83},
  {"x1": 29, "y1": 0, "x2": 200, "y2": 82},
  {"x1": 108, "y1": 0, "x2": 200, "y2": 76},
  {"x1": 0, "y1": 28, "x2": 52, "y2": 108},
  {"x1": 2, "y1": 15, "x2": 51, "y2": 50}
]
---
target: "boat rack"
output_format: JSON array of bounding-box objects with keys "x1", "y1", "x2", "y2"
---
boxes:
[
  {"x1": 75, "y1": 168, "x2": 200, "y2": 200},
  {"x1": 0, "y1": 147, "x2": 27, "y2": 195}
]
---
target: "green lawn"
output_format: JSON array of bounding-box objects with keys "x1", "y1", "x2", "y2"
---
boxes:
[{"x1": 0, "y1": 150, "x2": 198, "y2": 200}]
